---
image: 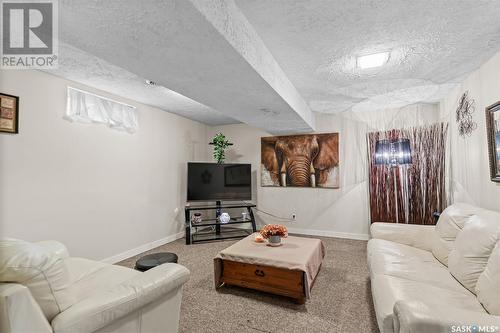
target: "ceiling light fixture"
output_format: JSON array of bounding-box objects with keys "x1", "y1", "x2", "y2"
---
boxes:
[{"x1": 357, "y1": 52, "x2": 389, "y2": 69}]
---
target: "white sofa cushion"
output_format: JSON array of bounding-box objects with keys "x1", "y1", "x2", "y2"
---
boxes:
[
  {"x1": 448, "y1": 211, "x2": 500, "y2": 294},
  {"x1": 432, "y1": 203, "x2": 476, "y2": 266},
  {"x1": 64, "y1": 257, "x2": 139, "y2": 304},
  {"x1": 51, "y1": 263, "x2": 190, "y2": 333},
  {"x1": 371, "y1": 274, "x2": 485, "y2": 333},
  {"x1": 36, "y1": 241, "x2": 70, "y2": 259},
  {"x1": 393, "y1": 300, "x2": 500, "y2": 333},
  {"x1": 368, "y1": 239, "x2": 465, "y2": 293},
  {"x1": 370, "y1": 223, "x2": 436, "y2": 252},
  {"x1": 476, "y1": 241, "x2": 500, "y2": 315},
  {"x1": 0, "y1": 239, "x2": 74, "y2": 320}
]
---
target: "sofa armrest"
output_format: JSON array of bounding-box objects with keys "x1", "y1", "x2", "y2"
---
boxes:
[
  {"x1": 393, "y1": 300, "x2": 500, "y2": 333},
  {"x1": 370, "y1": 222, "x2": 436, "y2": 251},
  {"x1": 0, "y1": 283, "x2": 52, "y2": 333},
  {"x1": 51, "y1": 263, "x2": 190, "y2": 333},
  {"x1": 36, "y1": 240, "x2": 70, "y2": 258}
]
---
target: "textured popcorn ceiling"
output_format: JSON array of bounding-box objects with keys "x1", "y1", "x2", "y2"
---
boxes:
[
  {"x1": 235, "y1": 0, "x2": 500, "y2": 114},
  {"x1": 50, "y1": 0, "x2": 500, "y2": 132},
  {"x1": 55, "y1": 0, "x2": 314, "y2": 134},
  {"x1": 47, "y1": 43, "x2": 237, "y2": 126}
]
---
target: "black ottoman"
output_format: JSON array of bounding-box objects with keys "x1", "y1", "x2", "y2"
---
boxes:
[{"x1": 135, "y1": 252, "x2": 178, "y2": 272}]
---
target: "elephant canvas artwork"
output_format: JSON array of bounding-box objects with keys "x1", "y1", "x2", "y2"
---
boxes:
[{"x1": 261, "y1": 133, "x2": 340, "y2": 188}]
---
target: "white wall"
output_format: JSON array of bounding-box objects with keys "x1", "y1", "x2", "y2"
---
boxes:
[
  {"x1": 208, "y1": 103, "x2": 439, "y2": 240},
  {"x1": 440, "y1": 51, "x2": 500, "y2": 211},
  {"x1": 0, "y1": 70, "x2": 208, "y2": 260}
]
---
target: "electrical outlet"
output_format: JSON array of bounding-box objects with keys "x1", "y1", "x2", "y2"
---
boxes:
[{"x1": 292, "y1": 213, "x2": 296, "y2": 220}]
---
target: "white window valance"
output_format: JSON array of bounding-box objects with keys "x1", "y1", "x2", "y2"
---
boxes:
[{"x1": 66, "y1": 87, "x2": 138, "y2": 133}]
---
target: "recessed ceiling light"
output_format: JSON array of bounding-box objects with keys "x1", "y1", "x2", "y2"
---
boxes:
[
  {"x1": 145, "y1": 79, "x2": 157, "y2": 86},
  {"x1": 357, "y1": 52, "x2": 389, "y2": 69}
]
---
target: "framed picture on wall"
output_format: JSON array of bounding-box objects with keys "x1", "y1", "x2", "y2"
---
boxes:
[
  {"x1": 0, "y1": 93, "x2": 19, "y2": 134},
  {"x1": 261, "y1": 133, "x2": 340, "y2": 188},
  {"x1": 486, "y1": 101, "x2": 500, "y2": 182}
]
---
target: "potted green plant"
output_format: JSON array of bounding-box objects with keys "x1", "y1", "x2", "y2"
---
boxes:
[{"x1": 210, "y1": 133, "x2": 233, "y2": 164}]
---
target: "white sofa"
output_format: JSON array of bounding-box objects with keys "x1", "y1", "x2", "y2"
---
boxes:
[
  {"x1": 0, "y1": 239, "x2": 190, "y2": 333},
  {"x1": 368, "y1": 203, "x2": 500, "y2": 333}
]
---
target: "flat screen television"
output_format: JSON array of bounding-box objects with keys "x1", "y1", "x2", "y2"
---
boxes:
[{"x1": 187, "y1": 162, "x2": 252, "y2": 202}]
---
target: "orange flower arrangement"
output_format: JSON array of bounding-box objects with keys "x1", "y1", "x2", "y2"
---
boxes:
[{"x1": 259, "y1": 224, "x2": 288, "y2": 239}]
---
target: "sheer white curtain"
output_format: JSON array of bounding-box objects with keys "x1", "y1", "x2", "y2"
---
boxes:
[{"x1": 66, "y1": 87, "x2": 138, "y2": 133}]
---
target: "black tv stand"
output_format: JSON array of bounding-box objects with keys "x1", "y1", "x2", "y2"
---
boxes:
[{"x1": 185, "y1": 202, "x2": 257, "y2": 245}]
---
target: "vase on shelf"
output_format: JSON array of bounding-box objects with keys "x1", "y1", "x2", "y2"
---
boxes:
[
  {"x1": 268, "y1": 235, "x2": 282, "y2": 247},
  {"x1": 219, "y1": 212, "x2": 231, "y2": 224},
  {"x1": 191, "y1": 213, "x2": 202, "y2": 225}
]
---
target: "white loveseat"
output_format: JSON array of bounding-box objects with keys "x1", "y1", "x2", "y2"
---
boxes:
[
  {"x1": 368, "y1": 203, "x2": 500, "y2": 333},
  {"x1": 0, "y1": 239, "x2": 190, "y2": 333}
]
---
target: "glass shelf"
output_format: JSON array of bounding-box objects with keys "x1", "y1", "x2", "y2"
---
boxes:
[
  {"x1": 191, "y1": 227, "x2": 253, "y2": 243},
  {"x1": 190, "y1": 217, "x2": 253, "y2": 227}
]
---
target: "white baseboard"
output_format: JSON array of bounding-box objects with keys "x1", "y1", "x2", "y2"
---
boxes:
[
  {"x1": 101, "y1": 231, "x2": 185, "y2": 264},
  {"x1": 286, "y1": 227, "x2": 369, "y2": 241}
]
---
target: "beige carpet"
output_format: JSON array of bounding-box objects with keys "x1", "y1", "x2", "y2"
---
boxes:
[{"x1": 118, "y1": 235, "x2": 378, "y2": 333}]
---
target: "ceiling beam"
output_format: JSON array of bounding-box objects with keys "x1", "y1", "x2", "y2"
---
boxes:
[{"x1": 58, "y1": 0, "x2": 315, "y2": 134}]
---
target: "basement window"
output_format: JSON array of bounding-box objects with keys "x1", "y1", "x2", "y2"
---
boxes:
[{"x1": 66, "y1": 87, "x2": 138, "y2": 133}]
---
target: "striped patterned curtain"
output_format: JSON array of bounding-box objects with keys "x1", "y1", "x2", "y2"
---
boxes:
[{"x1": 368, "y1": 123, "x2": 448, "y2": 225}]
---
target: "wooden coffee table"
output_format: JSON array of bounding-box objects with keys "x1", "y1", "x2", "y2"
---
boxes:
[{"x1": 214, "y1": 234, "x2": 325, "y2": 304}]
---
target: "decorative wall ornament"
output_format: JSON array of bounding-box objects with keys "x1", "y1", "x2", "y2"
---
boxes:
[
  {"x1": 261, "y1": 133, "x2": 339, "y2": 188},
  {"x1": 456, "y1": 91, "x2": 477, "y2": 137},
  {"x1": 485, "y1": 101, "x2": 500, "y2": 182}
]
